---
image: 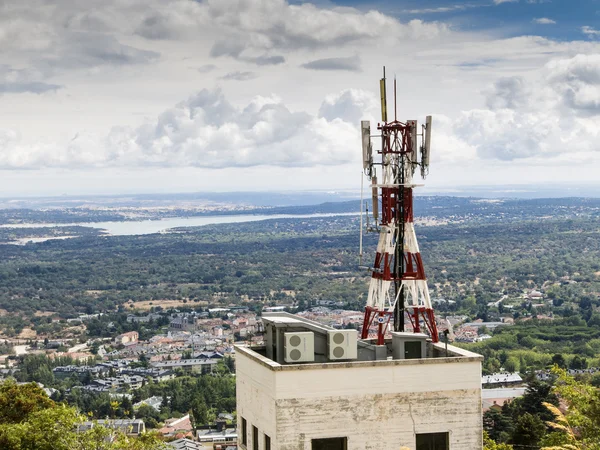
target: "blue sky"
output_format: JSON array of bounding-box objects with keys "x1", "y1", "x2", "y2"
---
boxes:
[{"x1": 303, "y1": 0, "x2": 599, "y2": 41}]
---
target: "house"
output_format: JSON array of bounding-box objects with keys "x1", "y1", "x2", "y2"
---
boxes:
[
  {"x1": 134, "y1": 396, "x2": 163, "y2": 412},
  {"x1": 115, "y1": 331, "x2": 139, "y2": 346},
  {"x1": 78, "y1": 419, "x2": 146, "y2": 436},
  {"x1": 197, "y1": 424, "x2": 237, "y2": 449},
  {"x1": 152, "y1": 359, "x2": 218, "y2": 374},
  {"x1": 168, "y1": 438, "x2": 202, "y2": 450},
  {"x1": 482, "y1": 372, "x2": 523, "y2": 388},
  {"x1": 482, "y1": 387, "x2": 527, "y2": 412},
  {"x1": 159, "y1": 414, "x2": 194, "y2": 438}
]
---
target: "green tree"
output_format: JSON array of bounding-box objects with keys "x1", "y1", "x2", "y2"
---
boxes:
[
  {"x1": 545, "y1": 367, "x2": 600, "y2": 447},
  {"x1": 551, "y1": 354, "x2": 567, "y2": 369},
  {"x1": 510, "y1": 412, "x2": 546, "y2": 448},
  {"x1": 0, "y1": 380, "x2": 166, "y2": 450},
  {"x1": 484, "y1": 431, "x2": 514, "y2": 450},
  {"x1": 483, "y1": 409, "x2": 513, "y2": 443},
  {"x1": 0, "y1": 380, "x2": 54, "y2": 423}
]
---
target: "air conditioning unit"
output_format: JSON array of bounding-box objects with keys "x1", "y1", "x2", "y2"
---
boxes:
[
  {"x1": 284, "y1": 332, "x2": 315, "y2": 363},
  {"x1": 327, "y1": 329, "x2": 358, "y2": 360}
]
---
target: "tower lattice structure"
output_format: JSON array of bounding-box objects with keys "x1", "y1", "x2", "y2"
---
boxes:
[{"x1": 360, "y1": 71, "x2": 439, "y2": 344}]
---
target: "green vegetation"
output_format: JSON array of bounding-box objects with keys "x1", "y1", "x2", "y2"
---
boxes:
[
  {"x1": 12, "y1": 353, "x2": 236, "y2": 428},
  {"x1": 0, "y1": 380, "x2": 165, "y2": 450},
  {"x1": 484, "y1": 368, "x2": 600, "y2": 449}
]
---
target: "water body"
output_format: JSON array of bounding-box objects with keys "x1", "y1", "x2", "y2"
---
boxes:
[{"x1": 0, "y1": 212, "x2": 358, "y2": 237}]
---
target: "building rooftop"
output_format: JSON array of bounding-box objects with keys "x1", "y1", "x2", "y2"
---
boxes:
[
  {"x1": 237, "y1": 312, "x2": 482, "y2": 372},
  {"x1": 482, "y1": 372, "x2": 523, "y2": 384}
]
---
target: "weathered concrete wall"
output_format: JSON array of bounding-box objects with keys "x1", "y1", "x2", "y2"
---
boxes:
[
  {"x1": 236, "y1": 350, "x2": 278, "y2": 448},
  {"x1": 275, "y1": 389, "x2": 482, "y2": 449},
  {"x1": 236, "y1": 346, "x2": 483, "y2": 450}
]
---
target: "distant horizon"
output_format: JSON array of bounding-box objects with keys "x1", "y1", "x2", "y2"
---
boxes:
[{"x1": 2, "y1": 183, "x2": 600, "y2": 203}]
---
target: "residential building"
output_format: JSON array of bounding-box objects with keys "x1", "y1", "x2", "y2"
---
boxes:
[
  {"x1": 116, "y1": 331, "x2": 139, "y2": 346},
  {"x1": 197, "y1": 425, "x2": 237, "y2": 449},
  {"x1": 482, "y1": 387, "x2": 527, "y2": 412},
  {"x1": 152, "y1": 358, "x2": 218, "y2": 374},
  {"x1": 78, "y1": 419, "x2": 146, "y2": 436},
  {"x1": 482, "y1": 372, "x2": 523, "y2": 388},
  {"x1": 159, "y1": 414, "x2": 194, "y2": 438}
]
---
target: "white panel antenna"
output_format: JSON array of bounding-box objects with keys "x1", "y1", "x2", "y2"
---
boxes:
[
  {"x1": 284, "y1": 332, "x2": 315, "y2": 363},
  {"x1": 407, "y1": 120, "x2": 418, "y2": 164},
  {"x1": 422, "y1": 115, "x2": 432, "y2": 169},
  {"x1": 327, "y1": 329, "x2": 358, "y2": 360},
  {"x1": 361, "y1": 121, "x2": 372, "y2": 170}
]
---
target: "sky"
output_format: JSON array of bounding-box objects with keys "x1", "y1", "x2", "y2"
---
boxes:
[{"x1": 0, "y1": 0, "x2": 599, "y2": 197}]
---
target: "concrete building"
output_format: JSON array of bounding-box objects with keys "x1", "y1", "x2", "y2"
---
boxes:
[{"x1": 236, "y1": 312, "x2": 483, "y2": 450}]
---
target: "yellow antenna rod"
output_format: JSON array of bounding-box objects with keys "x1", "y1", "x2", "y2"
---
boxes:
[{"x1": 380, "y1": 66, "x2": 387, "y2": 123}]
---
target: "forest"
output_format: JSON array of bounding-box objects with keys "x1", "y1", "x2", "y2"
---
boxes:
[{"x1": 0, "y1": 197, "x2": 598, "y2": 330}]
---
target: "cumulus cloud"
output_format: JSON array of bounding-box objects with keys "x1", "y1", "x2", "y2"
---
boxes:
[
  {"x1": 532, "y1": 18, "x2": 556, "y2": 25},
  {"x1": 220, "y1": 71, "x2": 258, "y2": 81},
  {"x1": 0, "y1": 1, "x2": 159, "y2": 77},
  {"x1": 197, "y1": 64, "x2": 217, "y2": 73},
  {"x1": 484, "y1": 77, "x2": 531, "y2": 110},
  {"x1": 302, "y1": 56, "x2": 361, "y2": 72},
  {"x1": 546, "y1": 54, "x2": 600, "y2": 114},
  {"x1": 453, "y1": 54, "x2": 600, "y2": 161},
  {"x1": 110, "y1": 89, "x2": 359, "y2": 168},
  {"x1": 0, "y1": 66, "x2": 62, "y2": 95},
  {"x1": 582, "y1": 26, "x2": 600, "y2": 39},
  {"x1": 0, "y1": 88, "x2": 364, "y2": 169},
  {"x1": 203, "y1": 0, "x2": 447, "y2": 62},
  {"x1": 318, "y1": 89, "x2": 378, "y2": 123}
]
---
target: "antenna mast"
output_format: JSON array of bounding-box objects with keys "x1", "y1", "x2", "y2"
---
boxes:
[{"x1": 359, "y1": 67, "x2": 438, "y2": 344}]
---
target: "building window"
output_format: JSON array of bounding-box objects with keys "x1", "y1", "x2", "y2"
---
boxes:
[
  {"x1": 265, "y1": 434, "x2": 271, "y2": 450},
  {"x1": 253, "y1": 426, "x2": 259, "y2": 450},
  {"x1": 416, "y1": 432, "x2": 449, "y2": 450},
  {"x1": 312, "y1": 437, "x2": 348, "y2": 450},
  {"x1": 241, "y1": 418, "x2": 247, "y2": 446}
]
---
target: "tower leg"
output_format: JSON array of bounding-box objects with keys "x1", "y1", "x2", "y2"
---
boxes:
[
  {"x1": 413, "y1": 308, "x2": 421, "y2": 333},
  {"x1": 361, "y1": 306, "x2": 374, "y2": 339}
]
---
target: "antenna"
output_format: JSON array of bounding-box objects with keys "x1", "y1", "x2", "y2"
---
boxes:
[
  {"x1": 380, "y1": 67, "x2": 387, "y2": 123},
  {"x1": 407, "y1": 120, "x2": 418, "y2": 164},
  {"x1": 359, "y1": 171, "x2": 364, "y2": 265},
  {"x1": 421, "y1": 115, "x2": 432, "y2": 177},
  {"x1": 361, "y1": 121, "x2": 372, "y2": 170},
  {"x1": 394, "y1": 76, "x2": 397, "y2": 122},
  {"x1": 371, "y1": 175, "x2": 378, "y2": 222}
]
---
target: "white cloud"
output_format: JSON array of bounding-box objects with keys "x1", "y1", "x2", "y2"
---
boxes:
[
  {"x1": 302, "y1": 56, "x2": 361, "y2": 72},
  {"x1": 452, "y1": 54, "x2": 600, "y2": 161},
  {"x1": 0, "y1": 66, "x2": 62, "y2": 94},
  {"x1": 112, "y1": 89, "x2": 361, "y2": 168},
  {"x1": 318, "y1": 89, "x2": 378, "y2": 123},
  {"x1": 494, "y1": 0, "x2": 518, "y2": 4},
  {"x1": 582, "y1": 26, "x2": 600, "y2": 38},
  {"x1": 220, "y1": 71, "x2": 258, "y2": 81},
  {"x1": 532, "y1": 18, "x2": 556, "y2": 25},
  {"x1": 546, "y1": 54, "x2": 600, "y2": 114},
  {"x1": 0, "y1": 88, "x2": 364, "y2": 169}
]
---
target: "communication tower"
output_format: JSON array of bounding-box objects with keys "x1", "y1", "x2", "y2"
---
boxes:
[{"x1": 360, "y1": 67, "x2": 439, "y2": 344}]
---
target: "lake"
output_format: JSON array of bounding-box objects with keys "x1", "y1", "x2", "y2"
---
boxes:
[{"x1": 0, "y1": 212, "x2": 358, "y2": 236}]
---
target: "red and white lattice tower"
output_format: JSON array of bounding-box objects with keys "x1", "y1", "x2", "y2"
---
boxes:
[{"x1": 359, "y1": 68, "x2": 439, "y2": 344}]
